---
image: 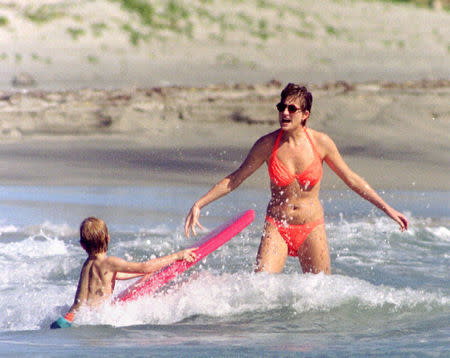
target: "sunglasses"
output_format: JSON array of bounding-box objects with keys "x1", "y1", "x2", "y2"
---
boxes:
[{"x1": 276, "y1": 102, "x2": 302, "y2": 113}]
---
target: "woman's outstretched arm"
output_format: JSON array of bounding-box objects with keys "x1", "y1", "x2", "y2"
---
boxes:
[
  {"x1": 185, "y1": 134, "x2": 273, "y2": 237},
  {"x1": 321, "y1": 133, "x2": 408, "y2": 231}
]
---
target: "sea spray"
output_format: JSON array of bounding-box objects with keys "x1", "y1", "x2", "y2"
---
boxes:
[{"x1": 71, "y1": 271, "x2": 448, "y2": 328}]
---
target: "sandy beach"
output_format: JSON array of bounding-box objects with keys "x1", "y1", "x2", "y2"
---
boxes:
[
  {"x1": 0, "y1": 1, "x2": 449, "y2": 190},
  {"x1": 0, "y1": 80, "x2": 448, "y2": 190}
]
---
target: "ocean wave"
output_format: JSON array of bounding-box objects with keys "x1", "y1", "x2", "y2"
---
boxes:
[{"x1": 66, "y1": 272, "x2": 450, "y2": 328}]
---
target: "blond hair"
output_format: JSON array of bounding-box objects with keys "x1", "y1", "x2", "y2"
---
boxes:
[{"x1": 79, "y1": 217, "x2": 109, "y2": 255}]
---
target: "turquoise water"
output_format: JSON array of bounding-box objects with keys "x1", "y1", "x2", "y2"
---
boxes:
[{"x1": 0, "y1": 186, "x2": 448, "y2": 357}]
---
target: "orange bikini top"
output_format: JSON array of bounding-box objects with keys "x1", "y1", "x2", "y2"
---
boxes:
[{"x1": 268, "y1": 128, "x2": 323, "y2": 188}]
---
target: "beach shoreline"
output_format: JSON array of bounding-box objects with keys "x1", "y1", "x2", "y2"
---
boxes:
[
  {"x1": 0, "y1": 1, "x2": 448, "y2": 191},
  {"x1": 0, "y1": 80, "x2": 448, "y2": 191}
]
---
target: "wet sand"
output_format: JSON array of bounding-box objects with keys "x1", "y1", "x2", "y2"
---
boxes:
[
  {"x1": 0, "y1": 1, "x2": 449, "y2": 190},
  {"x1": 0, "y1": 81, "x2": 448, "y2": 190}
]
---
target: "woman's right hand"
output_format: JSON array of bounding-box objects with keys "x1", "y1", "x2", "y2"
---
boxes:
[{"x1": 184, "y1": 203, "x2": 205, "y2": 237}]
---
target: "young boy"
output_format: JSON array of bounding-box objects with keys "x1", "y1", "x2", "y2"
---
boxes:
[{"x1": 50, "y1": 217, "x2": 197, "y2": 329}]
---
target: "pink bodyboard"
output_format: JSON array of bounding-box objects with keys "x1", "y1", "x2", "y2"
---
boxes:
[{"x1": 115, "y1": 210, "x2": 255, "y2": 302}]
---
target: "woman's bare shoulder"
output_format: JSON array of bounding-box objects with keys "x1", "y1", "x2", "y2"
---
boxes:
[
  {"x1": 255, "y1": 129, "x2": 279, "y2": 147},
  {"x1": 308, "y1": 128, "x2": 334, "y2": 146},
  {"x1": 307, "y1": 129, "x2": 337, "y2": 157},
  {"x1": 245, "y1": 130, "x2": 279, "y2": 161}
]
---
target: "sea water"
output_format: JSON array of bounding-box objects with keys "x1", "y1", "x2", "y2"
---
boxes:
[{"x1": 0, "y1": 185, "x2": 448, "y2": 357}]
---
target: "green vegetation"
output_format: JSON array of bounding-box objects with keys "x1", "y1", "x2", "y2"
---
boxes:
[
  {"x1": 110, "y1": 0, "x2": 194, "y2": 38},
  {"x1": 72, "y1": 14, "x2": 83, "y2": 23},
  {"x1": 196, "y1": 7, "x2": 216, "y2": 22},
  {"x1": 254, "y1": 19, "x2": 269, "y2": 40},
  {"x1": 104, "y1": 0, "x2": 448, "y2": 50},
  {"x1": 66, "y1": 27, "x2": 86, "y2": 40},
  {"x1": 103, "y1": 0, "x2": 449, "y2": 50},
  {"x1": 293, "y1": 29, "x2": 315, "y2": 39},
  {"x1": 325, "y1": 25, "x2": 339, "y2": 36},
  {"x1": 31, "y1": 53, "x2": 52, "y2": 64},
  {"x1": 108, "y1": 1, "x2": 280, "y2": 45},
  {"x1": 366, "y1": 0, "x2": 450, "y2": 10},
  {"x1": 24, "y1": 5, "x2": 65, "y2": 24},
  {"x1": 217, "y1": 53, "x2": 240, "y2": 67},
  {"x1": 166, "y1": 0, "x2": 189, "y2": 23},
  {"x1": 87, "y1": 55, "x2": 99, "y2": 64},
  {"x1": 319, "y1": 57, "x2": 333, "y2": 64},
  {"x1": 111, "y1": 0, "x2": 155, "y2": 25},
  {"x1": 0, "y1": 16, "x2": 9, "y2": 26},
  {"x1": 91, "y1": 22, "x2": 108, "y2": 37},
  {"x1": 237, "y1": 12, "x2": 253, "y2": 26},
  {"x1": 122, "y1": 23, "x2": 146, "y2": 46},
  {"x1": 162, "y1": 0, "x2": 193, "y2": 36},
  {"x1": 256, "y1": 0, "x2": 272, "y2": 8},
  {"x1": 14, "y1": 0, "x2": 448, "y2": 53}
]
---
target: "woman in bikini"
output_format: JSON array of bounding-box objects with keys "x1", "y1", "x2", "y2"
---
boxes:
[{"x1": 184, "y1": 83, "x2": 408, "y2": 274}]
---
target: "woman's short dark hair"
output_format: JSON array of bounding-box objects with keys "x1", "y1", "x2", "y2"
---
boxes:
[{"x1": 280, "y1": 83, "x2": 313, "y2": 112}]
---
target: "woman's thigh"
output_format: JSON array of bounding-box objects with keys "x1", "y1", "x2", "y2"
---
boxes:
[
  {"x1": 297, "y1": 224, "x2": 331, "y2": 274},
  {"x1": 255, "y1": 222, "x2": 288, "y2": 273}
]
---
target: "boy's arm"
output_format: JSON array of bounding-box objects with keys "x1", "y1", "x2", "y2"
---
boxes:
[
  {"x1": 114, "y1": 247, "x2": 199, "y2": 279},
  {"x1": 50, "y1": 261, "x2": 88, "y2": 329},
  {"x1": 106, "y1": 248, "x2": 198, "y2": 275},
  {"x1": 115, "y1": 272, "x2": 145, "y2": 280}
]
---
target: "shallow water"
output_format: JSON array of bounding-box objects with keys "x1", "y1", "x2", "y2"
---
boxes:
[{"x1": 0, "y1": 186, "x2": 448, "y2": 357}]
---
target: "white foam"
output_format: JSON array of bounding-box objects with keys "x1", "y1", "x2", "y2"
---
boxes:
[
  {"x1": 1, "y1": 215, "x2": 448, "y2": 332},
  {"x1": 69, "y1": 272, "x2": 449, "y2": 328},
  {"x1": 426, "y1": 226, "x2": 450, "y2": 242},
  {"x1": 24, "y1": 221, "x2": 76, "y2": 238},
  {"x1": 0, "y1": 235, "x2": 68, "y2": 259},
  {"x1": 0, "y1": 224, "x2": 18, "y2": 235}
]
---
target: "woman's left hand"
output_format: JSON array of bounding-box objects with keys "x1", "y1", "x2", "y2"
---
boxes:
[{"x1": 387, "y1": 208, "x2": 409, "y2": 232}]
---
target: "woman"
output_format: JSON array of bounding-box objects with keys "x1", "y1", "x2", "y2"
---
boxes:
[{"x1": 184, "y1": 83, "x2": 408, "y2": 274}]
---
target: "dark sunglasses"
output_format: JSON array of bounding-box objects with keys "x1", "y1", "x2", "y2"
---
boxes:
[{"x1": 276, "y1": 102, "x2": 302, "y2": 113}]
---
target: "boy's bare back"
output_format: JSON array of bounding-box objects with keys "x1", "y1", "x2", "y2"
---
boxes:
[
  {"x1": 50, "y1": 217, "x2": 197, "y2": 329},
  {"x1": 72, "y1": 253, "x2": 116, "y2": 310},
  {"x1": 71, "y1": 250, "x2": 197, "y2": 311}
]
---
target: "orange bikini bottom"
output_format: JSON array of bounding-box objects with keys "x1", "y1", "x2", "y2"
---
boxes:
[{"x1": 266, "y1": 215, "x2": 325, "y2": 256}]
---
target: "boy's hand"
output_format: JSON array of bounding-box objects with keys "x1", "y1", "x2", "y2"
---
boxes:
[{"x1": 178, "y1": 248, "x2": 198, "y2": 262}]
